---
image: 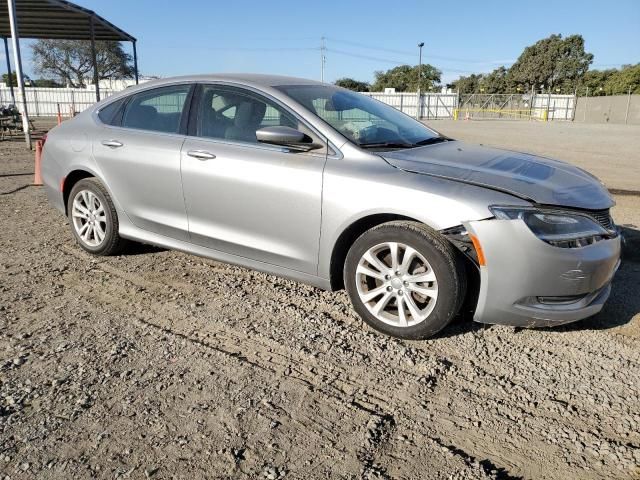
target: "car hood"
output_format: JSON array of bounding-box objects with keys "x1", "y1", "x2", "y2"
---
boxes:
[{"x1": 381, "y1": 141, "x2": 614, "y2": 210}]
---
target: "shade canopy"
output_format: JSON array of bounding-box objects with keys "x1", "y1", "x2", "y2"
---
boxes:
[
  {"x1": 0, "y1": 0, "x2": 135, "y2": 41},
  {"x1": 1, "y1": 0, "x2": 138, "y2": 148}
]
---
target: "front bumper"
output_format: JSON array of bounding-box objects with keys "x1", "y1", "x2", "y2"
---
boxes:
[{"x1": 464, "y1": 218, "x2": 621, "y2": 327}]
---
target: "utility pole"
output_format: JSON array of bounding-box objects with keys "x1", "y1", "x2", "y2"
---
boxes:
[
  {"x1": 625, "y1": 86, "x2": 632, "y2": 124},
  {"x1": 584, "y1": 86, "x2": 589, "y2": 122},
  {"x1": 416, "y1": 42, "x2": 424, "y2": 120},
  {"x1": 320, "y1": 36, "x2": 326, "y2": 83}
]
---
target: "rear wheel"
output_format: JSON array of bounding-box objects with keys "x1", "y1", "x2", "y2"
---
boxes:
[
  {"x1": 67, "y1": 178, "x2": 125, "y2": 256},
  {"x1": 344, "y1": 221, "x2": 466, "y2": 339}
]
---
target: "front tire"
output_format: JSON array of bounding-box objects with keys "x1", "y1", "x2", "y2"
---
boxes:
[
  {"x1": 67, "y1": 178, "x2": 125, "y2": 256},
  {"x1": 344, "y1": 221, "x2": 466, "y2": 339}
]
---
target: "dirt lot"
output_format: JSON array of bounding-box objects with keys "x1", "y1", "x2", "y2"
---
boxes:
[{"x1": 1, "y1": 122, "x2": 639, "y2": 480}]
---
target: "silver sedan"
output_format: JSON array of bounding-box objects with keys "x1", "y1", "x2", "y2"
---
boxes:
[{"x1": 41, "y1": 74, "x2": 621, "y2": 339}]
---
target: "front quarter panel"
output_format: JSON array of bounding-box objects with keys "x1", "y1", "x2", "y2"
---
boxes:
[{"x1": 318, "y1": 152, "x2": 529, "y2": 280}]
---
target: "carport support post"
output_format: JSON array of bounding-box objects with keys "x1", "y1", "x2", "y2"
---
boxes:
[
  {"x1": 90, "y1": 17, "x2": 100, "y2": 102},
  {"x1": 6, "y1": 0, "x2": 31, "y2": 149},
  {"x1": 3, "y1": 37, "x2": 16, "y2": 104},
  {"x1": 132, "y1": 40, "x2": 139, "y2": 84}
]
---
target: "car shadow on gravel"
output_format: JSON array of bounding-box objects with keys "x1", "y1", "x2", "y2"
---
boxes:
[{"x1": 121, "y1": 241, "x2": 166, "y2": 256}]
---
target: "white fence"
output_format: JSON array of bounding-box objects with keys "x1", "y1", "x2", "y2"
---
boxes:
[
  {"x1": 364, "y1": 92, "x2": 458, "y2": 119},
  {"x1": 0, "y1": 85, "x2": 576, "y2": 121},
  {"x1": 0, "y1": 87, "x2": 119, "y2": 117},
  {"x1": 532, "y1": 94, "x2": 576, "y2": 120}
]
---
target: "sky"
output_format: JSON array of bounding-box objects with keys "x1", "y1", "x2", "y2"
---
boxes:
[{"x1": 5, "y1": 0, "x2": 640, "y2": 85}]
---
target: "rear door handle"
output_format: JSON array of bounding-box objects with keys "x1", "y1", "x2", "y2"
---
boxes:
[
  {"x1": 187, "y1": 150, "x2": 216, "y2": 160},
  {"x1": 101, "y1": 139, "x2": 123, "y2": 148}
]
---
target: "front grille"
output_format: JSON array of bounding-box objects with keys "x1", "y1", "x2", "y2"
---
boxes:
[{"x1": 587, "y1": 208, "x2": 614, "y2": 230}]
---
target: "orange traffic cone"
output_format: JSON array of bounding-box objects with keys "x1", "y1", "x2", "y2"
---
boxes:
[{"x1": 33, "y1": 140, "x2": 43, "y2": 186}]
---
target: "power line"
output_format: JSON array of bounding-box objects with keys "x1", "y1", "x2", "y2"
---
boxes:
[
  {"x1": 320, "y1": 36, "x2": 326, "y2": 82},
  {"x1": 326, "y1": 48, "x2": 479, "y2": 74},
  {"x1": 325, "y1": 37, "x2": 415, "y2": 56},
  {"x1": 325, "y1": 37, "x2": 514, "y2": 65},
  {"x1": 145, "y1": 43, "x2": 319, "y2": 52},
  {"x1": 327, "y1": 48, "x2": 405, "y2": 65}
]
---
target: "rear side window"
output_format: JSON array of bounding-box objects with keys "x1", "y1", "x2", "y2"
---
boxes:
[
  {"x1": 122, "y1": 85, "x2": 191, "y2": 134},
  {"x1": 97, "y1": 98, "x2": 125, "y2": 126}
]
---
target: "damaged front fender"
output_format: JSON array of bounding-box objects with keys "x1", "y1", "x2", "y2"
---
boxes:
[{"x1": 462, "y1": 218, "x2": 621, "y2": 327}]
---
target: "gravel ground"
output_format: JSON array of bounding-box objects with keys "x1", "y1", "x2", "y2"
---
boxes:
[{"x1": 1, "y1": 125, "x2": 639, "y2": 479}]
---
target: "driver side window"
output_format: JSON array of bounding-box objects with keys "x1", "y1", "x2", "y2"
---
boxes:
[{"x1": 195, "y1": 86, "x2": 299, "y2": 144}]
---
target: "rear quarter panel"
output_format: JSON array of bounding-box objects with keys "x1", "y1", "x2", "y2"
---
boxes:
[{"x1": 41, "y1": 111, "x2": 126, "y2": 219}]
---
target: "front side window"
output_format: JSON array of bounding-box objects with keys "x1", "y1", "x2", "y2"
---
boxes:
[
  {"x1": 122, "y1": 85, "x2": 190, "y2": 133},
  {"x1": 275, "y1": 84, "x2": 446, "y2": 150},
  {"x1": 195, "y1": 85, "x2": 301, "y2": 144}
]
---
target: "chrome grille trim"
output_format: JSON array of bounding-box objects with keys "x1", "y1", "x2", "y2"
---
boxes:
[{"x1": 587, "y1": 209, "x2": 614, "y2": 230}]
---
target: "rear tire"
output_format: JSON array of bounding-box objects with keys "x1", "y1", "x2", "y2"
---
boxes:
[
  {"x1": 344, "y1": 221, "x2": 466, "y2": 339},
  {"x1": 67, "y1": 178, "x2": 125, "y2": 256}
]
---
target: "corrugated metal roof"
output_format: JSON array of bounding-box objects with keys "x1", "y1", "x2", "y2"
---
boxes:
[{"x1": 0, "y1": 0, "x2": 135, "y2": 41}]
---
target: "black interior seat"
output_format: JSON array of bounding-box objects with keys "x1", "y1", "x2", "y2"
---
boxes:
[
  {"x1": 125, "y1": 104, "x2": 158, "y2": 130},
  {"x1": 225, "y1": 100, "x2": 267, "y2": 143}
]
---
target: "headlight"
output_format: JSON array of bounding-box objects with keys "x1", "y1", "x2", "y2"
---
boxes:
[{"x1": 489, "y1": 206, "x2": 614, "y2": 248}]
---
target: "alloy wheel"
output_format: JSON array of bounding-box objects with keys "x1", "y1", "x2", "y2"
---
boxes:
[
  {"x1": 355, "y1": 242, "x2": 438, "y2": 327},
  {"x1": 71, "y1": 189, "x2": 107, "y2": 247}
]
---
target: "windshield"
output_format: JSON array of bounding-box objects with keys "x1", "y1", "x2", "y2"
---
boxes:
[{"x1": 275, "y1": 84, "x2": 448, "y2": 150}]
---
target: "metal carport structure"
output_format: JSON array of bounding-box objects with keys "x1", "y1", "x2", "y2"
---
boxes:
[{"x1": 1, "y1": 0, "x2": 138, "y2": 147}]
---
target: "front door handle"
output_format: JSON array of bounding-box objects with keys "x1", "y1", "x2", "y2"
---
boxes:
[
  {"x1": 187, "y1": 150, "x2": 216, "y2": 160},
  {"x1": 101, "y1": 139, "x2": 123, "y2": 148}
]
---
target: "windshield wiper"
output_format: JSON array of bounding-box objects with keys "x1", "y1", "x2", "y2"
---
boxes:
[
  {"x1": 414, "y1": 136, "x2": 451, "y2": 146},
  {"x1": 359, "y1": 141, "x2": 416, "y2": 149}
]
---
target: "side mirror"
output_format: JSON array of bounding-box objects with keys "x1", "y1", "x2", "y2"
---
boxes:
[{"x1": 256, "y1": 126, "x2": 321, "y2": 152}]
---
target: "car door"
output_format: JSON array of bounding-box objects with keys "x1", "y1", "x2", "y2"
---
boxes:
[
  {"x1": 93, "y1": 84, "x2": 193, "y2": 241},
  {"x1": 180, "y1": 84, "x2": 327, "y2": 274}
]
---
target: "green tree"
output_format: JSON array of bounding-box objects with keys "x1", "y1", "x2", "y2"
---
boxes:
[
  {"x1": 2, "y1": 72, "x2": 34, "y2": 86},
  {"x1": 578, "y1": 69, "x2": 615, "y2": 96},
  {"x1": 604, "y1": 64, "x2": 640, "y2": 95},
  {"x1": 480, "y1": 66, "x2": 509, "y2": 93},
  {"x1": 507, "y1": 34, "x2": 593, "y2": 93},
  {"x1": 576, "y1": 65, "x2": 640, "y2": 96},
  {"x1": 452, "y1": 68, "x2": 511, "y2": 94},
  {"x1": 32, "y1": 78, "x2": 63, "y2": 88},
  {"x1": 2, "y1": 72, "x2": 17, "y2": 86},
  {"x1": 334, "y1": 77, "x2": 370, "y2": 92},
  {"x1": 451, "y1": 73, "x2": 483, "y2": 94},
  {"x1": 31, "y1": 39, "x2": 133, "y2": 88},
  {"x1": 371, "y1": 64, "x2": 441, "y2": 92}
]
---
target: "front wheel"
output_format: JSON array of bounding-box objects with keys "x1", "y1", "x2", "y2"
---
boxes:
[{"x1": 344, "y1": 221, "x2": 466, "y2": 339}]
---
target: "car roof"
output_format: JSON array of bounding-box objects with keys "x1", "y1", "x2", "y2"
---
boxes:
[{"x1": 136, "y1": 73, "x2": 324, "y2": 89}]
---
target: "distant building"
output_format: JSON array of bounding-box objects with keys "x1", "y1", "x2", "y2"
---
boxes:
[{"x1": 84, "y1": 76, "x2": 156, "y2": 91}]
